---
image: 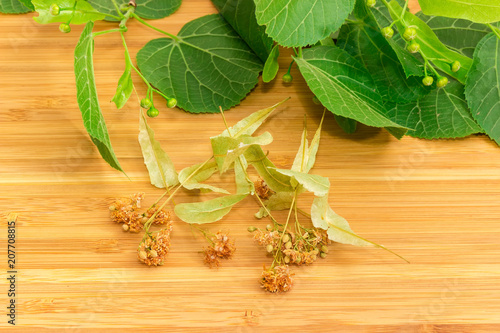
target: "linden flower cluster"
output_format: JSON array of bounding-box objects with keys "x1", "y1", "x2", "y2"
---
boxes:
[
  {"x1": 138, "y1": 223, "x2": 173, "y2": 266},
  {"x1": 203, "y1": 231, "x2": 236, "y2": 268},
  {"x1": 109, "y1": 193, "x2": 171, "y2": 233},
  {"x1": 261, "y1": 265, "x2": 294, "y2": 293}
]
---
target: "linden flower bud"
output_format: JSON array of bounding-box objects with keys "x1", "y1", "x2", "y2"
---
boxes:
[
  {"x1": 284, "y1": 256, "x2": 291, "y2": 264},
  {"x1": 422, "y1": 76, "x2": 434, "y2": 86},
  {"x1": 167, "y1": 98, "x2": 177, "y2": 108},
  {"x1": 436, "y1": 76, "x2": 448, "y2": 88},
  {"x1": 59, "y1": 23, "x2": 71, "y2": 33},
  {"x1": 138, "y1": 250, "x2": 148, "y2": 260},
  {"x1": 407, "y1": 41, "x2": 420, "y2": 53},
  {"x1": 247, "y1": 226, "x2": 257, "y2": 232},
  {"x1": 50, "y1": 4, "x2": 60, "y2": 16},
  {"x1": 266, "y1": 244, "x2": 274, "y2": 253},
  {"x1": 321, "y1": 245, "x2": 329, "y2": 253},
  {"x1": 285, "y1": 241, "x2": 293, "y2": 249},
  {"x1": 381, "y1": 27, "x2": 394, "y2": 39},
  {"x1": 282, "y1": 73, "x2": 293, "y2": 83},
  {"x1": 451, "y1": 60, "x2": 461, "y2": 73},
  {"x1": 403, "y1": 27, "x2": 417, "y2": 41},
  {"x1": 141, "y1": 216, "x2": 148, "y2": 224},
  {"x1": 366, "y1": 0, "x2": 376, "y2": 7},
  {"x1": 147, "y1": 107, "x2": 159, "y2": 118},
  {"x1": 140, "y1": 98, "x2": 152, "y2": 109},
  {"x1": 108, "y1": 205, "x2": 116, "y2": 211},
  {"x1": 320, "y1": 252, "x2": 327, "y2": 259},
  {"x1": 266, "y1": 224, "x2": 273, "y2": 231},
  {"x1": 282, "y1": 234, "x2": 291, "y2": 243},
  {"x1": 122, "y1": 224, "x2": 129, "y2": 232},
  {"x1": 149, "y1": 250, "x2": 158, "y2": 258}
]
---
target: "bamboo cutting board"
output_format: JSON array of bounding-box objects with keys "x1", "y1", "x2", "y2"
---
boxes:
[{"x1": 1, "y1": 1, "x2": 500, "y2": 332}]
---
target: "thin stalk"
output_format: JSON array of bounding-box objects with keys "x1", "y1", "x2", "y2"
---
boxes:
[
  {"x1": 93, "y1": 28, "x2": 124, "y2": 37},
  {"x1": 110, "y1": 0, "x2": 125, "y2": 19},
  {"x1": 131, "y1": 13, "x2": 180, "y2": 41},
  {"x1": 487, "y1": 23, "x2": 500, "y2": 40}
]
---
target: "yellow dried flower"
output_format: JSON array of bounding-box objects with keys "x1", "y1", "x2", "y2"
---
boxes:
[
  {"x1": 137, "y1": 223, "x2": 173, "y2": 266},
  {"x1": 254, "y1": 178, "x2": 275, "y2": 200},
  {"x1": 261, "y1": 265, "x2": 293, "y2": 293}
]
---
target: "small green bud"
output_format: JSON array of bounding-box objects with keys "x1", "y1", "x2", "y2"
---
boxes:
[
  {"x1": 285, "y1": 241, "x2": 293, "y2": 249},
  {"x1": 381, "y1": 27, "x2": 394, "y2": 39},
  {"x1": 247, "y1": 226, "x2": 257, "y2": 232},
  {"x1": 266, "y1": 224, "x2": 273, "y2": 231},
  {"x1": 295, "y1": 254, "x2": 302, "y2": 263},
  {"x1": 402, "y1": 27, "x2": 417, "y2": 41},
  {"x1": 147, "y1": 107, "x2": 159, "y2": 118},
  {"x1": 407, "y1": 41, "x2": 420, "y2": 53},
  {"x1": 422, "y1": 76, "x2": 434, "y2": 86},
  {"x1": 320, "y1": 252, "x2": 327, "y2": 259},
  {"x1": 436, "y1": 76, "x2": 448, "y2": 88},
  {"x1": 284, "y1": 256, "x2": 291, "y2": 264},
  {"x1": 312, "y1": 95, "x2": 321, "y2": 105},
  {"x1": 266, "y1": 244, "x2": 274, "y2": 253},
  {"x1": 321, "y1": 245, "x2": 329, "y2": 254},
  {"x1": 282, "y1": 234, "x2": 290, "y2": 243},
  {"x1": 282, "y1": 73, "x2": 293, "y2": 83},
  {"x1": 59, "y1": 23, "x2": 71, "y2": 33},
  {"x1": 50, "y1": 4, "x2": 60, "y2": 16},
  {"x1": 140, "y1": 98, "x2": 152, "y2": 109},
  {"x1": 167, "y1": 98, "x2": 177, "y2": 108},
  {"x1": 366, "y1": 0, "x2": 376, "y2": 7},
  {"x1": 451, "y1": 60, "x2": 461, "y2": 73}
]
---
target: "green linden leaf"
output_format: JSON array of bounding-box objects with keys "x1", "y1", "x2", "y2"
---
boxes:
[
  {"x1": 272, "y1": 168, "x2": 330, "y2": 197},
  {"x1": 387, "y1": 81, "x2": 482, "y2": 139},
  {"x1": 174, "y1": 194, "x2": 247, "y2": 224},
  {"x1": 32, "y1": 0, "x2": 105, "y2": 24},
  {"x1": 111, "y1": 61, "x2": 133, "y2": 109},
  {"x1": 211, "y1": 0, "x2": 273, "y2": 62},
  {"x1": 178, "y1": 160, "x2": 230, "y2": 194},
  {"x1": 465, "y1": 33, "x2": 500, "y2": 145},
  {"x1": 418, "y1": 0, "x2": 500, "y2": 24},
  {"x1": 253, "y1": 0, "x2": 356, "y2": 47},
  {"x1": 255, "y1": 191, "x2": 294, "y2": 218},
  {"x1": 338, "y1": 1, "x2": 430, "y2": 103},
  {"x1": 87, "y1": 0, "x2": 181, "y2": 20},
  {"x1": 234, "y1": 159, "x2": 254, "y2": 194},
  {"x1": 335, "y1": 115, "x2": 358, "y2": 134},
  {"x1": 417, "y1": 12, "x2": 496, "y2": 58},
  {"x1": 244, "y1": 145, "x2": 294, "y2": 193},
  {"x1": 388, "y1": 0, "x2": 472, "y2": 84},
  {"x1": 262, "y1": 44, "x2": 280, "y2": 83},
  {"x1": 138, "y1": 112, "x2": 178, "y2": 188},
  {"x1": 136, "y1": 14, "x2": 263, "y2": 113},
  {"x1": 294, "y1": 45, "x2": 408, "y2": 129},
  {"x1": 74, "y1": 22, "x2": 123, "y2": 172},
  {"x1": 0, "y1": 0, "x2": 33, "y2": 13}
]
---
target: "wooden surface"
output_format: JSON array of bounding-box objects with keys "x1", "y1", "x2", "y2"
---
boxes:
[{"x1": 2, "y1": 1, "x2": 500, "y2": 332}]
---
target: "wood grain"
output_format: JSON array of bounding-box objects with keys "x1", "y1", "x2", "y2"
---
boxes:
[{"x1": 1, "y1": 1, "x2": 500, "y2": 332}]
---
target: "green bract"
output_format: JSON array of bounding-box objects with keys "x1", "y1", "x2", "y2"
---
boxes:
[
  {"x1": 253, "y1": 0, "x2": 356, "y2": 47},
  {"x1": 262, "y1": 45, "x2": 280, "y2": 83},
  {"x1": 418, "y1": 0, "x2": 500, "y2": 24},
  {"x1": 294, "y1": 46, "x2": 407, "y2": 130},
  {"x1": 32, "y1": 0, "x2": 105, "y2": 24},
  {"x1": 136, "y1": 14, "x2": 263, "y2": 113},
  {"x1": 74, "y1": 22, "x2": 123, "y2": 172},
  {"x1": 111, "y1": 61, "x2": 133, "y2": 109},
  {"x1": 465, "y1": 33, "x2": 500, "y2": 145},
  {"x1": 174, "y1": 194, "x2": 248, "y2": 224},
  {"x1": 87, "y1": 0, "x2": 182, "y2": 20}
]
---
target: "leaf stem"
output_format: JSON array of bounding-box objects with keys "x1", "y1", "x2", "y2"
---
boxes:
[
  {"x1": 93, "y1": 28, "x2": 125, "y2": 37},
  {"x1": 131, "y1": 12, "x2": 180, "y2": 41},
  {"x1": 487, "y1": 23, "x2": 500, "y2": 40},
  {"x1": 110, "y1": 0, "x2": 125, "y2": 19}
]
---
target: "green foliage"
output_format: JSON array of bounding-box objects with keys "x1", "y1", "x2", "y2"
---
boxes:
[
  {"x1": 253, "y1": 0, "x2": 356, "y2": 47},
  {"x1": 74, "y1": 22, "x2": 123, "y2": 172},
  {"x1": 174, "y1": 194, "x2": 248, "y2": 224},
  {"x1": 0, "y1": 0, "x2": 33, "y2": 13},
  {"x1": 388, "y1": 1, "x2": 472, "y2": 83},
  {"x1": 178, "y1": 161, "x2": 229, "y2": 194},
  {"x1": 335, "y1": 115, "x2": 358, "y2": 134},
  {"x1": 388, "y1": 81, "x2": 482, "y2": 139},
  {"x1": 262, "y1": 45, "x2": 280, "y2": 83},
  {"x1": 111, "y1": 60, "x2": 133, "y2": 109},
  {"x1": 138, "y1": 112, "x2": 178, "y2": 188},
  {"x1": 419, "y1": 0, "x2": 500, "y2": 24},
  {"x1": 136, "y1": 14, "x2": 263, "y2": 113},
  {"x1": 87, "y1": 0, "x2": 182, "y2": 20},
  {"x1": 295, "y1": 46, "x2": 407, "y2": 130},
  {"x1": 32, "y1": 0, "x2": 105, "y2": 24},
  {"x1": 465, "y1": 33, "x2": 500, "y2": 144},
  {"x1": 211, "y1": 0, "x2": 273, "y2": 62}
]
